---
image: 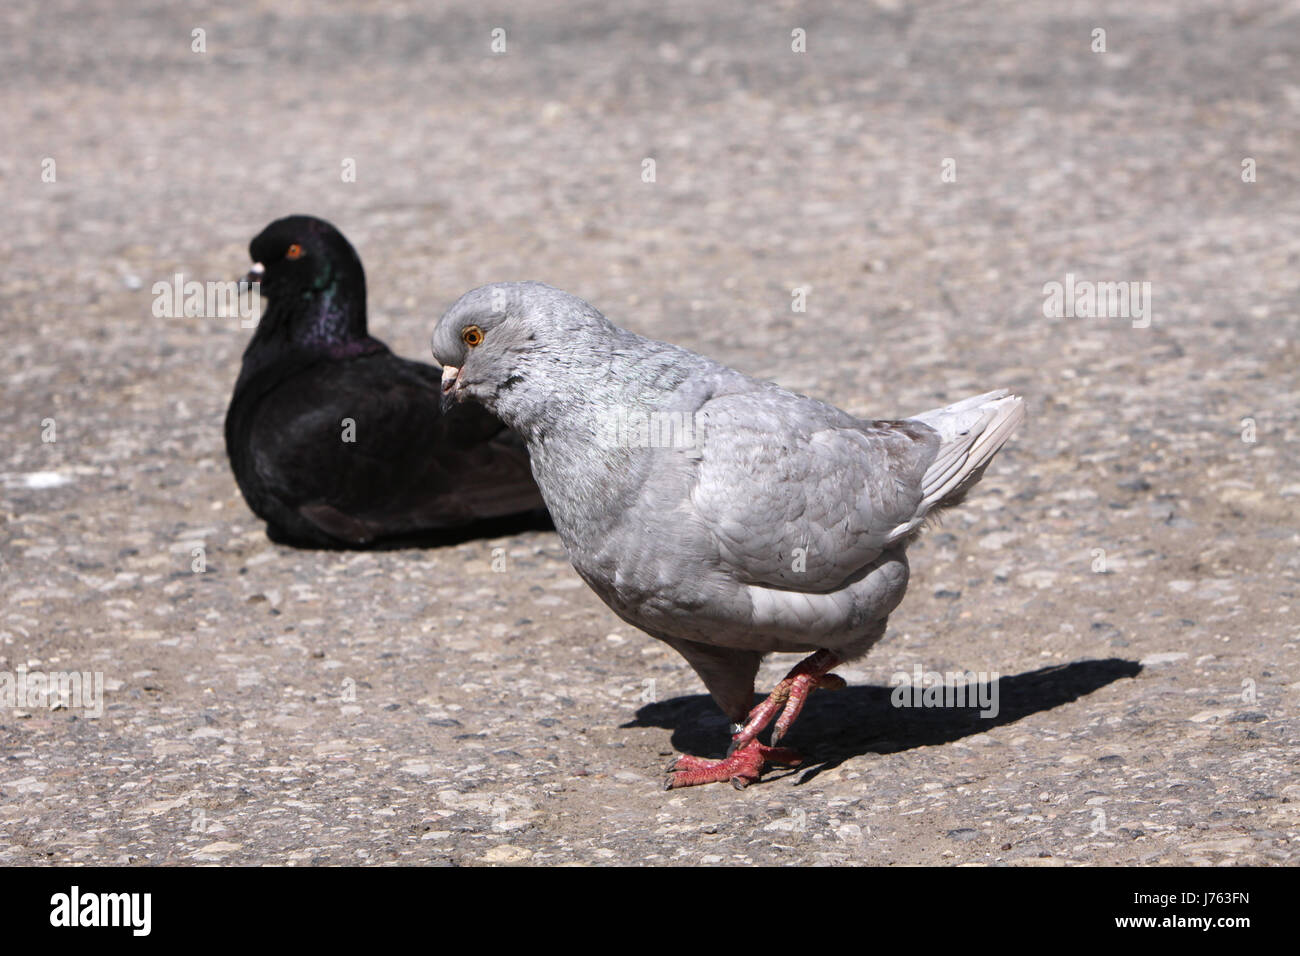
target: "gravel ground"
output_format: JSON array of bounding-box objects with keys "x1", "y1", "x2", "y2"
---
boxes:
[{"x1": 2, "y1": 0, "x2": 1298, "y2": 866}]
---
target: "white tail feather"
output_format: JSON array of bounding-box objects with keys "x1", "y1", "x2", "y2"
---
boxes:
[{"x1": 910, "y1": 389, "x2": 1025, "y2": 514}]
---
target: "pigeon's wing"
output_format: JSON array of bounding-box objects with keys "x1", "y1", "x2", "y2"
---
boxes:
[
  {"x1": 687, "y1": 387, "x2": 939, "y2": 592},
  {"x1": 244, "y1": 352, "x2": 542, "y2": 543}
]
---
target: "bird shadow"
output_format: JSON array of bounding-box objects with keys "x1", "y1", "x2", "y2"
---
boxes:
[{"x1": 623, "y1": 658, "x2": 1142, "y2": 785}]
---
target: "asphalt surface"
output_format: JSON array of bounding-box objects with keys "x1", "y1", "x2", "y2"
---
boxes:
[{"x1": 1, "y1": 0, "x2": 1298, "y2": 865}]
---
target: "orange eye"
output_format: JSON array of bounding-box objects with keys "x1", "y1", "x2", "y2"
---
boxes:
[
  {"x1": 461, "y1": 325, "x2": 484, "y2": 347},
  {"x1": 285, "y1": 243, "x2": 303, "y2": 260}
]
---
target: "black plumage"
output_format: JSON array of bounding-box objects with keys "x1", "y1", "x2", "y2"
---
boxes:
[{"x1": 224, "y1": 215, "x2": 546, "y2": 547}]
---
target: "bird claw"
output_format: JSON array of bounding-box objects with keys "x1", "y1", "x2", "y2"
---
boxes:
[
  {"x1": 667, "y1": 753, "x2": 719, "y2": 773},
  {"x1": 664, "y1": 650, "x2": 841, "y2": 789},
  {"x1": 664, "y1": 740, "x2": 803, "y2": 790}
]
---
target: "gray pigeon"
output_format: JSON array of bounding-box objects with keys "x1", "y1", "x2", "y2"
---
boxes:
[{"x1": 432, "y1": 282, "x2": 1025, "y2": 788}]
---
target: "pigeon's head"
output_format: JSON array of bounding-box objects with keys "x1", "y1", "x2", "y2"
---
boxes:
[
  {"x1": 246, "y1": 215, "x2": 364, "y2": 305},
  {"x1": 432, "y1": 281, "x2": 613, "y2": 419}
]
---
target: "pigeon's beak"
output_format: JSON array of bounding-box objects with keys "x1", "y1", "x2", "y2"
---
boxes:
[
  {"x1": 241, "y1": 262, "x2": 265, "y2": 288},
  {"x1": 440, "y1": 364, "x2": 462, "y2": 414}
]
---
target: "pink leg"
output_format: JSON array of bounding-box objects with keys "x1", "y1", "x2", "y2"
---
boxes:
[
  {"x1": 729, "y1": 649, "x2": 843, "y2": 751},
  {"x1": 772, "y1": 670, "x2": 846, "y2": 745},
  {"x1": 665, "y1": 649, "x2": 843, "y2": 790}
]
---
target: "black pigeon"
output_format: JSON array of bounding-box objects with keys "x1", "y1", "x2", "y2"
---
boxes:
[{"x1": 224, "y1": 215, "x2": 546, "y2": 547}]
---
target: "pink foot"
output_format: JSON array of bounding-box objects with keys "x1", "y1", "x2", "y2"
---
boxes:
[
  {"x1": 663, "y1": 648, "x2": 845, "y2": 790},
  {"x1": 665, "y1": 739, "x2": 804, "y2": 790}
]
